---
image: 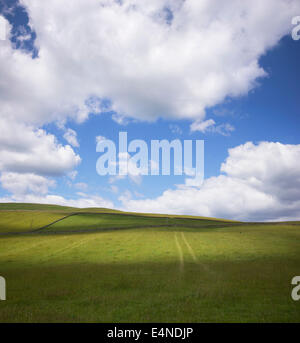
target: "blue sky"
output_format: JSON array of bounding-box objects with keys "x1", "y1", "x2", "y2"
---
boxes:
[{"x1": 0, "y1": 0, "x2": 300, "y2": 221}]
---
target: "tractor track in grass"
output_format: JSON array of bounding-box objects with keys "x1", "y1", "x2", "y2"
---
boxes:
[
  {"x1": 174, "y1": 232, "x2": 184, "y2": 271},
  {"x1": 181, "y1": 232, "x2": 197, "y2": 262},
  {"x1": 177, "y1": 231, "x2": 212, "y2": 273}
]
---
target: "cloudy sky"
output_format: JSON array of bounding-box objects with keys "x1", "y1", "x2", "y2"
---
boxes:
[{"x1": 0, "y1": 0, "x2": 300, "y2": 221}]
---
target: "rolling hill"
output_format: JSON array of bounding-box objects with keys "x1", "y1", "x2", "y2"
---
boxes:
[{"x1": 0, "y1": 203, "x2": 299, "y2": 323}]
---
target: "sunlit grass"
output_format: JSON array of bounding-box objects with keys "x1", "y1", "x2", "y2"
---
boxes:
[{"x1": 1, "y1": 220, "x2": 300, "y2": 322}]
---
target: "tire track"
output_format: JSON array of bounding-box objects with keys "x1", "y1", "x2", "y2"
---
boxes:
[
  {"x1": 181, "y1": 232, "x2": 213, "y2": 273},
  {"x1": 181, "y1": 232, "x2": 197, "y2": 262},
  {"x1": 174, "y1": 232, "x2": 184, "y2": 271}
]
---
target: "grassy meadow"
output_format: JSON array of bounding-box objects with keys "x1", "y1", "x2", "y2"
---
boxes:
[{"x1": 0, "y1": 203, "x2": 299, "y2": 322}]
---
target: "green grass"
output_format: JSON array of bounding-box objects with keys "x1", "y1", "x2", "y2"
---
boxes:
[
  {"x1": 45, "y1": 213, "x2": 232, "y2": 233},
  {"x1": 0, "y1": 202, "x2": 238, "y2": 219},
  {"x1": 0, "y1": 203, "x2": 299, "y2": 322},
  {"x1": 0, "y1": 202, "x2": 236, "y2": 234},
  {"x1": 0, "y1": 211, "x2": 69, "y2": 233}
]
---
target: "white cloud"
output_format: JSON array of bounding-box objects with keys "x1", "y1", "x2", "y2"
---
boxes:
[
  {"x1": 111, "y1": 114, "x2": 130, "y2": 125},
  {"x1": 190, "y1": 119, "x2": 216, "y2": 133},
  {"x1": 120, "y1": 142, "x2": 300, "y2": 221},
  {"x1": 0, "y1": 119, "x2": 81, "y2": 176},
  {"x1": 0, "y1": 0, "x2": 297, "y2": 125},
  {"x1": 1, "y1": 2, "x2": 300, "y2": 217},
  {"x1": 190, "y1": 119, "x2": 235, "y2": 136},
  {"x1": 63, "y1": 128, "x2": 79, "y2": 147},
  {"x1": 0, "y1": 193, "x2": 114, "y2": 209},
  {"x1": 0, "y1": 15, "x2": 7, "y2": 41},
  {"x1": 213, "y1": 123, "x2": 235, "y2": 136},
  {"x1": 0, "y1": 170, "x2": 113, "y2": 211},
  {"x1": 0, "y1": 172, "x2": 56, "y2": 196},
  {"x1": 220, "y1": 142, "x2": 300, "y2": 201}
]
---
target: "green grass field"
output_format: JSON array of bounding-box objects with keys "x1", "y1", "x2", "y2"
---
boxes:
[
  {"x1": 0, "y1": 203, "x2": 299, "y2": 322},
  {"x1": 0, "y1": 211, "x2": 69, "y2": 233}
]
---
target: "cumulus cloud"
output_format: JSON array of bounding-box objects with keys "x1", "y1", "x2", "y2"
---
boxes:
[
  {"x1": 0, "y1": 0, "x2": 297, "y2": 125},
  {"x1": 220, "y1": 142, "x2": 300, "y2": 202},
  {"x1": 1, "y1": 1, "x2": 300, "y2": 216},
  {"x1": 0, "y1": 192, "x2": 114, "y2": 209},
  {"x1": 0, "y1": 119, "x2": 81, "y2": 204},
  {"x1": 0, "y1": 170, "x2": 113, "y2": 210},
  {"x1": 120, "y1": 142, "x2": 300, "y2": 221},
  {"x1": 0, "y1": 119, "x2": 81, "y2": 176},
  {"x1": 0, "y1": 172, "x2": 56, "y2": 196},
  {"x1": 0, "y1": 15, "x2": 6, "y2": 41}
]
